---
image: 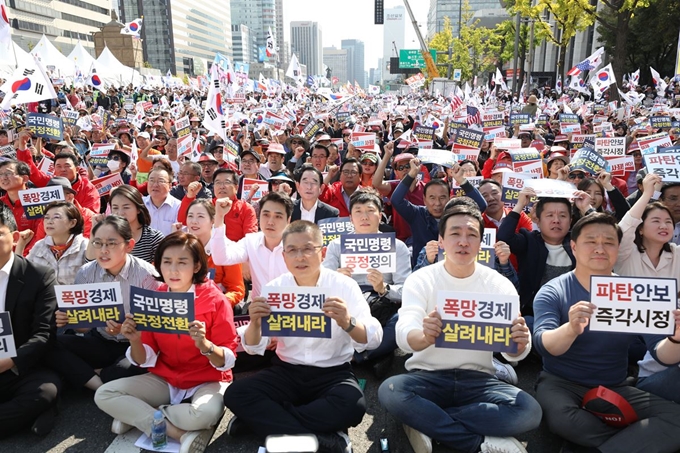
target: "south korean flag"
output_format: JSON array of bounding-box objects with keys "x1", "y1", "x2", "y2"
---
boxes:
[{"x1": 0, "y1": 58, "x2": 57, "y2": 109}]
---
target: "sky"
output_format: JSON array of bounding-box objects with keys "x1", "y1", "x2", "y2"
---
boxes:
[{"x1": 283, "y1": 0, "x2": 429, "y2": 71}]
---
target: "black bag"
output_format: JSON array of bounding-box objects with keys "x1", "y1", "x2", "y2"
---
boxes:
[{"x1": 365, "y1": 292, "x2": 400, "y2": 326}]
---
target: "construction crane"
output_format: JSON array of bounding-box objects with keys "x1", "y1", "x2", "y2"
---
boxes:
[{"x1": 402, "y1": 0, "x2": 440, "y2": 78}]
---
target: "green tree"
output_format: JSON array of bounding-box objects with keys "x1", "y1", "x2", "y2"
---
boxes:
[
  {"x1": 595, "y1": 0, "x2": 679, "y2": 83},
  {"x1": 428, "y1": 1, "x2": 498, "y2": 81},
  {"x1": 143, "y1": 61, "x2": 152, "y2": 69},
  {"x1": 514, "y1": 0, "x2": 595, "y2": 81}
]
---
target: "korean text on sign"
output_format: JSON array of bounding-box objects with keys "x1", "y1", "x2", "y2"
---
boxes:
[
  {"x1": 129, "y1": 286, "x2": 195, "y2": 335},
  {"x1": 340, "y1": 233, "x2": 397, "y2": 274},
  {"x1": 318, "y1": 217, "x2": 355, "y2": 246},
  {"x1": 261, "y1": 286, "x2": 330, "y2": 339},
  {"x1": 435, "y1": 291, "x2": 520, "y2": 353},
  {"x1": 18, "y1": 186, "x2": 65, "y2": 220},
  {"x1": 589, "y1": 276, "x2": 677, "y2": 335},
  {"x1": 56, "y1": 282, "x2": 124, "y2": 329},
  {"x1": 92, "y1": 173, "x2": 124, "y2": 197},
  {"x1": 0, "y1": 312, "x2": 17, "y2": 359},
  {"x1": 27, "y1": 113, "x2": 63, "y2": 141},
  {"x1": 242, "y1": 178, "x2": 269, "y2": 202},
  {"x1": 645, "y1": 153, "x2": 680, "y2": 183}
]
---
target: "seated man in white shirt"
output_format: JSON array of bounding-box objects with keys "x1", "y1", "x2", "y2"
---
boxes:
[
  {"x1": 379, "y1": 204, "x2": 542, "y2": 453},
  {"x1": 223, "y1": 220, "x2": 383, "y2": 453},
  {"x1": 142, "y1": 167, "x2": 181, "y2": 236}
]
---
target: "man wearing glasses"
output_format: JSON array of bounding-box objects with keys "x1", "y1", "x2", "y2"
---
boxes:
[
  {"x1": 319, "y1": 158, "x2": 363, "y2": 217},
  {"x1": 223, "y1": 220, "x2": 382, "y2": 452},
  {"x1": 237, "y1": 149, "x2": 266, "y2": 199},
  {"x1": 142, "y1": 168, "x2": 181, "y2": 236}
]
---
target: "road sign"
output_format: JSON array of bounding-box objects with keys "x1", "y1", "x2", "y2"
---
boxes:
[
  {"x1": 453, "y1": 68, "x2": 462, "y2": 82},
  {"x1": 399, "y1": 49, "x2": 437, "y2": 69}
]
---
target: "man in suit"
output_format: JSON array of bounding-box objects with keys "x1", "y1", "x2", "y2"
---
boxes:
[
  {"x1": 292, "y1": 166, "x2": 340, "y2": 223},
  {"x1": 0, "y1": 205, "x2": 60, "y2": 438}
]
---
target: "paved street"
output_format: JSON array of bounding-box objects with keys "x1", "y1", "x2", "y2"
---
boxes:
[{"x1": 0, "y1": 351, "x2": 577, "y2": 453}]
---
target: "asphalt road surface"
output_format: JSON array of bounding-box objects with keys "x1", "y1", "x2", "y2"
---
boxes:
[{"x1": 0, "y1": 351, "x2": 609, "y2": 453}]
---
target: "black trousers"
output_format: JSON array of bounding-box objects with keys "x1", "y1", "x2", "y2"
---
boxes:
[
  {"x1": 0, "y1": 367, "x2": 60, "y2": 438},
  {"x1": 224, "y1": 356, "x2": 366, "y2": 437},
  {"x1": 46, "y1": 330, "x2": 146, "y2": 388}
]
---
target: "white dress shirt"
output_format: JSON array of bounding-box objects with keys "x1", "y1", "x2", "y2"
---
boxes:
[
  {"x1": 300, "y1": 200, "x2": 318, "y2": 223},
  {"x1": 209, "y1": 225, "x2": 288, "y2": 298},
  {"x1": 239, "y1": 268, "x2": 383, "y2": 367},
  {"x1": 0, "y1": 253, "x2": 15, "y2": 312},
  {"x1": 143, "y1": 194, "x2": 181, "y2": 236}
]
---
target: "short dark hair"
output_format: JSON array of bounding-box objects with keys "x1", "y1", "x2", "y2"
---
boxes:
[
  {"x1": 660, "y1": 183, "x2": 680, "y2": 199},
  {"x1": 444, "y1": 196, "x2": 479, "y2": 213},
  {"x1": 478, "y1": 178, "x2": 501, "y2": 191},
  {"x1": 340, "y1": 158, "x2": 362, "y2": 175},
  {"x1": 282, "y1": 220, "x2": 323, "y2": 246},
  {"x1": 54, "y1": 153, "x2": 79, "y2": 168},
  {"x1": 571, "y1": 212, "x2": 622, "y2": 243},
  {"x1": 182, "y1": 161, "x2": 202, "y2": 177},
  {"x1": 424, "y1": 178, "x2": 450, "y2": 197},
  {"x1": 213, "y1": 168, "x2": 237, "y2": 183},
  {"x1": 294, "y1": 166, "x2": 323, "y2": 187},
  {"x1": 459, "y1": 159, "x2": 479, "y2": 172},
  {"x1": 312, "y1": 143, "x2": 330, "y2": 158},
  {"x1": 154, "y1": 231, "x2": 209, "y2": 284},
  {"x1": 45, "y1": 201, "x2": 84, "y2": 235},
  {"x1": 258, "y1": 191, "x2": 293, "y2": 219},
  {"x1": 350, "y1": 188, "x2": 383, "y2": 212},
  {"x1": 151, "y1": 159, "x2": 174, "y2": 176},
  {"x1": 148, "y1": 166, "x2": 174, "y2": 181},
  {"x1": 438, "y1": 204, "x2": 485, "y2": 238},
  {"x1": 0, "y1": 203, "x2": 17, "y2": 232},
  {"x1": 0, "y1": 159, "x2": 30, "y2": 176},
  {"x1": 110, "y1": 185, "x2": 152, "y2": 226},
  {"x1": 536, "y1": 197, "x2": 572, "y2": 219},
  {"x1": 634, "y1": 202, "x2": 673, "y2": 254},
  {"x1": 91, "y1": 215, "x2": 133, "y2": 242}
]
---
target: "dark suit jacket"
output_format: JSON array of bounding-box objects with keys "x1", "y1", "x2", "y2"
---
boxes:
[
  {"x1": 291, "y1": 199, "x2": 340, "y2": 223},
  {"x1": 5, "y1": 255, "x2": 57, "y2": 374}
]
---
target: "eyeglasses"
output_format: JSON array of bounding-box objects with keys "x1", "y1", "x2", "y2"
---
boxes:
[
  {"x1": 241, "y1": 159, "x2": 258, "y2": 165},
  {"x1": 148, "y1": 179, "x2": 170, "y2": 185},
  {"x1": 341, "y1": 170, "x2": 359, "y2": 176},
  {"x1": 291, "y1": 140, "x2": 303, "y2": 145},
  {"x1": 214, "y1": 180, "x2": 236, "y2": 187},
  {"x1": 0, "y1": 171, "x2": 17, "y2": 178},
  {"x1": 568, "y1": 173, "x2": 586, "y2": 180},
  {"x1": 362, "y1": 161, "x2": 377, "y2": 166},
  {"x1": 283, "y1": 245, "x2": 323, "y2": 257},
  {"x1": 342, "y1": 134, "x2": 351, "y2": 137},
  {"x1": 91, "y1": 240, "x2": 124, "y2": 249},
  {"x1": 311, "y1": 155, "x2": 327, "y2": 159},
  {"x1": 395, "y1": 165, "x2": 410, "y2": 171}
]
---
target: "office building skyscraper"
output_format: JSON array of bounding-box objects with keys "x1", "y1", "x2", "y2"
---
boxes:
[
  {"x1": 290, "y1": 21, "x2": 322, "y2": 76},
  {"x1": 341, "y1": 39, "x2": 365, "y2": 88}
]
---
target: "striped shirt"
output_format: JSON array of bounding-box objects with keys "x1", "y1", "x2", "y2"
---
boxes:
[
  {"x1": 131, "y1": 225, "x2": 165, "y2": 263},
  {"x1": 75, "y1": 254, "x2": 161, "y2": 342}
]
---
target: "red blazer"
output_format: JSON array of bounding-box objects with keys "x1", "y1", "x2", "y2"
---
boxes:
[
  {"x1": 177, "y1": 196, "x2": 258, "y2": 242},
  {"x1": 141, "y1": 280, "x2": 238, "y2": 389}
]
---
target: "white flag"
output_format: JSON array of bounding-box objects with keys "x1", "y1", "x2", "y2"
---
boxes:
[
  {"x1": 0, "y1": 0, "x2": 11, "y2": 50},
  {"x1": 568, "y1": 75, "x2": 589, "y2": 94},
  {"x1": 120, "y1": 18, "x2": 143, "y2": 38},
  {"x1": 266, "y1": 26, "x2": 276, "y2": 57},
  {"x1": 202, "y1": 65, "x2": 226, "y2": 141},
  {"x1": 88, "y1": 63, "x2": 106, "y2": 93},
  {"x1": 589, "y1": 63, "x2": 615, "y2": 96},
  {"x1": 368, "y1": 84, "x2": 380, "y2": 95},
  {"x1": 286, "y1": 54, "x2": 303, "y2": 86},
  {"x1": 0, "y1": 58, "x2": 58, "y2": 109},
  {"x1": 650, "y1": 67, "x2": 667, "y2": 95},
  {"x1": 494, "y1": 68, "x2": 507, "y2": 91},
  {"x1": 618, "y1": 88, "x2": 642, "y2": 107}
]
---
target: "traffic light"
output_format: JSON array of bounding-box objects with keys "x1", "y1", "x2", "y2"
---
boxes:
[{"x1": 375, "y1": 0, "x2": 384, "y2": 24}]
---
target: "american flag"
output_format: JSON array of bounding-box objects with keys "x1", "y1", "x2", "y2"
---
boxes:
[
  {"x1": 566, "y1": 47, "x2": 604, "y2": 76},
  {"x1": 466, "y1": 106, "x2": 481, "y2": 126},
  {"x1": 450, "y1": 95, "x2": 463, "y2": 113}
]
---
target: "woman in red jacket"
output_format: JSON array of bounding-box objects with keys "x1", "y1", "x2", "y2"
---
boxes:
[{"x1": 94, "y1": 231, "x2": 237, "y2": 453}]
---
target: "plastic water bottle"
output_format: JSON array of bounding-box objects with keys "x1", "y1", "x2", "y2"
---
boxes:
[{"x1": 151, "y1": 410, "x2": 167, "y2": 450}]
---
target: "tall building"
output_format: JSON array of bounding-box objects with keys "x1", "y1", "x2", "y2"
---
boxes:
[
  {"x1": 274, "y1": 0, "x2": 287, "y2": 66},
  {"x1": 341, "y1": 39, "x2": 365, "y2": 88},
  {"x1": 6, "y1": 0, "x2": 111, "y2": 56},
  {"x1": 323, "y1": 47, "x2": 348, "y2": 84},
  {"x1": 230, "y1": 0, "x2": 281, "y2": 64},
  {"x1": 427, "y1": 0, "x2": 503, "y2": 39},
  {"x1": 290, "y1": 21, "x2": 323, "y2": 76},
  {"x1": 383, "y1": 6, "x2": 406, "y2": 82},
  {"x1": 119, "y1": 0, "x2": 232, "y2": 75},
  {"x1": 231, "y1": 24, "x2": 258, "y2": 64}
]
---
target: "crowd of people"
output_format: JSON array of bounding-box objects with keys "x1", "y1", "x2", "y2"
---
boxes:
[{"x1": 1, "y1": 73, "x2": 680, "y2": 453}]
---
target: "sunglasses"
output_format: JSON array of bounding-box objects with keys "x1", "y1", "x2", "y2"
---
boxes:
[
  {"x1": 568, "y1": 173, "x2": 586, "y2": 180},
  {"x1": 394, "y1": 164, "x2": 410, "y2": 171}
]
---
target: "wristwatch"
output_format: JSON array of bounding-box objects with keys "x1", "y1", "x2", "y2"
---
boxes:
[
  {"x1": 379, "y1": 285, "x2": 390, "y2": 298},
  {"x1": 200, "y1": 342, "x2": 215, "y2": 356},
  {"x1": 344, "y1": 316, "x2": 357, "y2": 333}
]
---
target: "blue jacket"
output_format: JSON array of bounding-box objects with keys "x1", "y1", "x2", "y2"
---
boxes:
[{"x1": 391, "y1": 175, "x2": 487, "y2": 267}]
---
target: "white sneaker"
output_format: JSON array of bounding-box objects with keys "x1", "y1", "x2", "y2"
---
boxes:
[
  {"x1": 179, "y1": 428, "x2": 215, "y2": 453},
  {"x1": 480, "y1": 436, "x2": 527, "y2": 453},
  {"x1": 492, "y1": 358, "x2": 518, "y2": 385},
  {"x1": 111, "y1": 419, "x2": 132, "y2": 435},
  {"x1": 403, "y1": 424, "x2": 432, "y2": 453}
]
